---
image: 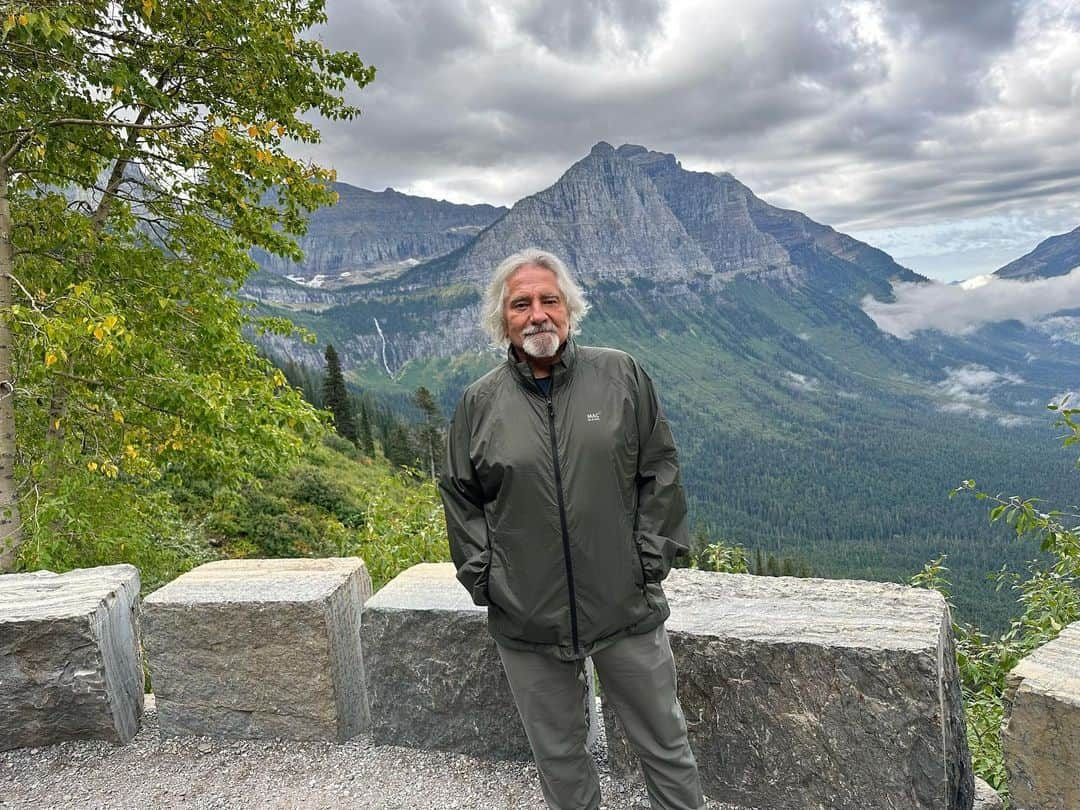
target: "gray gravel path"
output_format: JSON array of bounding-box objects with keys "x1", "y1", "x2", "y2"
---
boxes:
[{"x1": 0, "y1": 698, "x2": 735, "y2": 809}]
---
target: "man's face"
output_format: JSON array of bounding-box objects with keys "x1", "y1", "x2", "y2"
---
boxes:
[{"x1": 504, "y1": 264, "x2": 570, "y2": 359}]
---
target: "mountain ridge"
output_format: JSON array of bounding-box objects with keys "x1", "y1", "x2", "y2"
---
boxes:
[{"x1": 994, "y1": 224, "x2": 1080, "y2": 279}]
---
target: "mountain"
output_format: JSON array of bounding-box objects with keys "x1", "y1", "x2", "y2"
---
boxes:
[
  {"x1": 994, "y1": 225, "x2": 1080, "y2": 279},
  {"x1": 252, "y1": 143, "x2": 1080, "y2": 631},
  {"x1": 250, "y1": 183, "x2": 506, "y2": 289}
]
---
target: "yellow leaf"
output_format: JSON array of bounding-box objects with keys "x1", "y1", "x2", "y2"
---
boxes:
[
  {"x1": 45, "y1": 351, "x2": 57, "y2": 367},
  {"x1": 87, "y1": 461, "x2": 98, "y2": 472},
  {"x1": 275, "y1": 124, "x2": 286, "y2": 137},
  {"x1": 112, "y1": 410, "x2": 124, "y2": 424},
  {"x1": 211, "y1": 127, "x2": 228, "y2": 145},
  {"x1": 18, "y1": 13, "x2": 28, "y2": 26},
  {"x1": 273, "y1": 370, "x2": 286, "y2": 387},
  {"x1": 93, "y1": 326, "x2": 105, "y2": 341},
  {"x1": 171, "y1": 439, "x2": 183, "y2": 451},
  {"x1": 247, "y1": 125, "x2": 259, "y2": 138},
  {"x1": 123, "y1": 444, "x2": 138, "y2": 459},
  {"x1": 103, "y1": 314, "x2": 118, "y2": 330},
  {"x1": 142, "y1": 0, "x2": 155, "y2": 17},
  {"x1": 52, "y1": 418, "x2": 61, "y2": 430},
  {"x1": 112, "y1": 84, "x2": 123, "y2": 98}
]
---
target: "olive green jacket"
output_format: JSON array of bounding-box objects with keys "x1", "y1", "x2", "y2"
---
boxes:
[{"x1": 439, "y1": 338, "x2": 690, "y2": 660}]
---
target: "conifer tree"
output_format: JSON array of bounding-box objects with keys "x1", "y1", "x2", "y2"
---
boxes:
[
  {"x1": 322, "y1": 344, "x2": 356, "y2": 444},
  {"x1": 384, "y1": 423, "x2": 415, "y2": 469},
  {"x1": 413, "y1": 386, "x2": 444, "y2": 479},
  {"x1": 358, "y1": 401, "x2": 375, "y2": 457}
]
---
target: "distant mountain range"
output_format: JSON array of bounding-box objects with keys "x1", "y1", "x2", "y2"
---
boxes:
[
  {"x1": 247, "y1": 143, "x2": 1080, "y2": 631},
  {"x1": 251, "y1": 185, "x2": 506, "y2": 289},
  {"x1": 995, "y1": 225, "x2": 1080, "y2": 279}
]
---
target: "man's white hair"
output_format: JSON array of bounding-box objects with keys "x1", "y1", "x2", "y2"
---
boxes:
[{"x1": 481, "y1": 248, "x2": 590, "y2": 345}]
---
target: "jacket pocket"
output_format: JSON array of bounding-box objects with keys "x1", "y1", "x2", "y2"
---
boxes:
[{"x1": 635, "y1": 531, "x2": 674, "y2": 583}]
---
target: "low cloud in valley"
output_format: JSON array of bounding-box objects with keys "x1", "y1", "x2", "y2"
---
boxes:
[{"x1": 862, "y1": 270, "x2": 1080, "y2": 338}]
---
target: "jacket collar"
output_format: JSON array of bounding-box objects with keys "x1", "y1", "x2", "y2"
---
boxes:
[{"x1": 508, "y1": 336, "x2": 577, "y2": 393}]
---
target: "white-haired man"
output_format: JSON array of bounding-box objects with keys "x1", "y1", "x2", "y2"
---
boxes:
[{"x1": 439, "y1": 248, "x2": 704, "y2": 809}]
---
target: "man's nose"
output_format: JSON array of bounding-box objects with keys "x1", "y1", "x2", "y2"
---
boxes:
[{"x1": 529, "y1": 301, "x2": 548, "y2": 322}]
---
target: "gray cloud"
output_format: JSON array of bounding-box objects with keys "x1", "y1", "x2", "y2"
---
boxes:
[
  {"x1": 518, "y1": 0, "x2": 665, "y2": 54},
  {"x1": 299, "y1": 0, "x2": 1080, "y2": 279},
  {"x1": 862, "y1": 270, "x2": 1080, "y2": 338}
]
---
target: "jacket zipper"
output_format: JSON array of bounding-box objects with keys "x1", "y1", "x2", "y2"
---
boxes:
[{"x1": 540, "y1": 378, "x2": 581, "y2": 656}]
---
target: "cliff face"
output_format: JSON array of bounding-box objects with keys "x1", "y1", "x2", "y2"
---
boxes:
[{"x1": 448, "y1": 142, "x2": 715, "y2": 287}]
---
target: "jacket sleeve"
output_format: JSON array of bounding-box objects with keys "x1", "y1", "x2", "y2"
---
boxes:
[
  {"x1": 438, "y1": 395, "x2": 491, "y2": 606},
  {"x1": 633, "y1": 361, "x2": 690, "y2": 582}
]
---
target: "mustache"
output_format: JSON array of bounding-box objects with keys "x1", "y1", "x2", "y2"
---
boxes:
[{"x1": 523, "y1": 323, "x2": 558, "y2": 336}]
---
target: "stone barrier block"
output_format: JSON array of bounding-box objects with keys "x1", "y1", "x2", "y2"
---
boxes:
[
  {"x1": 973, "y1": 776, "x2": 1003, "y2": 810},
  {"x1": 361, "y1": 563, "x2": 534, "y2": 759},
  {"x1": 0, "y1": 564, "x2": 143, "y2": 750},
  {"x1": 143, "y1": 557, "x2": 371, "y2": 742},
  {"x1": 1003, "y1": 621, "x2": 1080, "y2": 810},
  {"x1": 604, "y1": 570, "x2": 974, "y2": 809}
]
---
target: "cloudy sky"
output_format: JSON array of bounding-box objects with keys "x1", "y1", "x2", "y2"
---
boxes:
[{"x1": 300, "y1": 0, "x2": 1080, "y2": 282}]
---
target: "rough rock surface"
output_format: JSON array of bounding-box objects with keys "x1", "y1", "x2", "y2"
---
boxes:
[
  {"x1": 0, "y1": 564, "x2": 143, "y2": 751},
  {"x1": 361, "y1": 563, "x2": 534, "y2": 760},
  {"x1": 1002, "y1": 621, "x2": 1080, "y2": 809},
  {"x1": 604, "y1": 570, "x2": 974, "y2": 810},
  {"x1": 143, "y1": 558, "x2": 371, "y2": 742},
  {"x1": 973, "y1": 776, "x2": 1003, "y2": 810}
]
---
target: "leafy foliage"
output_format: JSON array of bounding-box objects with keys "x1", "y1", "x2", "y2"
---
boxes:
[
  {"x1": 1, "y1": 0, "x2": 373, "y2": 569},
  {"x1": 211, "y1": 434, "x2": 450, "y2": 591},
  {"x1": 910, "y1": 402, "x2": 1080, "y2": 798}
]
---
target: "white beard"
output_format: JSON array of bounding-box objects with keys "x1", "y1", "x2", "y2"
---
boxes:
[{"x1": 522, "y1": 329, "x2": 560, "y2": 358}]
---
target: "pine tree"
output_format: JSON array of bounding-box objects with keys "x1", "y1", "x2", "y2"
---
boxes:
[
  {"x1": 357, "y1": 401, "x2": 375, "y2": 457},
  {"x1": 413, "y1": 386, "x2": 444, "y2": 479},
  {"x1": 322, "y1": 344, "x2": 357, "y2": 444},
  {"x1": 384, "y1": 423, "x2": 415, "y2": 469}
]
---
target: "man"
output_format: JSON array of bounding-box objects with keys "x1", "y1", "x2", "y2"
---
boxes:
[{"x1": 439, "y1": 248, "x2": 705, "y2": 810}]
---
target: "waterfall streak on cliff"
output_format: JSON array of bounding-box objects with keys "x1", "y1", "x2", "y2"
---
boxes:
[{"x1": 373, "y1": 317, "x2": 394, "y2": 377}]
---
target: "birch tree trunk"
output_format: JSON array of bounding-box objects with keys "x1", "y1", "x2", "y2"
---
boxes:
[{"x1": 0, "y1": 162, "x2": 24, "y2": 571}]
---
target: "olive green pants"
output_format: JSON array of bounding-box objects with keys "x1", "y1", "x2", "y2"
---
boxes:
[{"x1": 497, "y1": 624, "x2": 705, "y2": 810}]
